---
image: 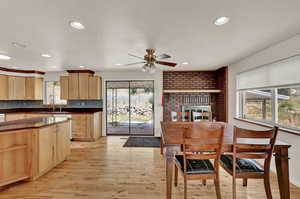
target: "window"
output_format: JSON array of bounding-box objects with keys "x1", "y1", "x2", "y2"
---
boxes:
[
  {"x1": 243, "y1": 89, "x2": 273, "y2": 121},
  {"x1": 238, "y1": 85, "x2": 300, "y2": 131},
  {"x1": 45, "y1": 81, "x2": 67, "y2": 105},
  {"x1": 278, "y1": 87, "x2": 300, "y2": 129}
]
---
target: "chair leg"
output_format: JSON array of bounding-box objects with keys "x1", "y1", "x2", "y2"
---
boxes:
[
  {"x1": 202, "y1": 179, "x2": 207, "y2": 186},
  {"x1": 184, "y1": 175, "x2": 187, "y2": 199},
  {"x1": 160, "y1": 139, "x2": 163, "y2": 155},
  {"x1": 174, "y1": 166, "x2": 178, "y2": 187},
  {"x1": 232, "y1": 177, "x2": 236, "y2": 199},
  {"x1": 243, "y1": 178, "x2": 248, "y2": 187},
  {"x1": 264, "y1": 176, "x2": 273, "y2": 199},
  {"x1": 214, "y1": 176, "x2": 222, "y2": 199}
]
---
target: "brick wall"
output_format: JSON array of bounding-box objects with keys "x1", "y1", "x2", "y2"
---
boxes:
[
  {"x1": 215, "y1": 67, "x2": 228, "y2": 122},
  {"x1": 163, "y1": 69, "x2": 228, "y2": 122},
  {"x1": 163, "y1": 71, "x2": 217, "y2": 90}
]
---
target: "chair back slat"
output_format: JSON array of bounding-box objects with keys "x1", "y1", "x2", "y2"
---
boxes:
[
  {"x1": 235, "y1": 143, "x2": 271, "y2": 152},
  {"x1": 235, "y1": 128, "x2": 276, "y2": 139},
  {"x1": 236, "y1": 153, "x2": 268, "y2": 159},
  {"x1": 186, "y1": 153, "x2": 217, "y2": 160}
]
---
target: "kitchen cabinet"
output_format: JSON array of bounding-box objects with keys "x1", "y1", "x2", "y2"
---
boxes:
[
  {"x1": 38, "y1": 125, "x2": 57, "y2": 175},
  {"x1": 88, "y1": 76, "x2": 102, "y2": 99},
  {"x1": 71, "y1": 112, "x2": 101, "y2": 141},
  {"x1": 60, "y1": 71, "x2": 102, "y2": 100},
  {"x1": 60, "y1": 76, "x2": 69, "y2": 100},
  {"x1": 8, "y1": 76, "x2": 26, "y2": 100},
  {"x1": 79, "y1": 73, "x2": 90, "y2": 99},
  {"x1": 0, "y1": 74, "x2": 8, "y2": 100},
  {"x1": 68, "y1": 73, "x2": 79, "y2": 99},
  {"x1": 5, "y1": 112, "x2": 102, "y2": 141},
  {"x1": 25, "y1": 77, "x2": 43, "y2": 100},
  {"x1": 0, "y1": 118, "x2": 71, "y2": 186}
]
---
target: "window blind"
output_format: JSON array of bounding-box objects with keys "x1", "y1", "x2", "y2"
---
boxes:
[{"x1": 236, "y1": 54, "x2": 300, "y2": 90}]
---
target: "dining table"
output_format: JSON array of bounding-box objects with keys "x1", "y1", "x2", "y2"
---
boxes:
[{"x1": 161, "y1": 122, "x2": 291, "y2": 199}]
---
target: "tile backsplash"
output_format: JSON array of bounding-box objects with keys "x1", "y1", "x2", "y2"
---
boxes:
[
  {"x1": 0, "y1": 100, "x2": 43, "y2": 108},
  {"x1": 67, "y1": 100, "x2": 102, "y2": 108},
  {"x1": 0, "y1": 100, "x2": 102, "y2": 109}
]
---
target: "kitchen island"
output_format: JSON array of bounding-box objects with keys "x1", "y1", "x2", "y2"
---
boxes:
[
  {"x1": 2, "y1": 108, "x2": 102, "y2": 141},
  {"x1": 0, "y1": 116, "x2": 71, "y2": 187}
]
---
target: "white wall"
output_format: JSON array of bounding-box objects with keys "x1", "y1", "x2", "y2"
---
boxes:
[
  {"x1": 96, "y1": 71, "x2": 163, "y2": 137},
  {"x1": 228, "y1": 34, "x2": 300, "y2": 187}
]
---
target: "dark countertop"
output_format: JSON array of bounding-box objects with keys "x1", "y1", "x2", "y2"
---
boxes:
[
  {"x1": 0, "y1": 108, "x2": 102, "y2": 114},
  {"x1": 0, "y1": 116, "x2": 70, "y2": 132}
]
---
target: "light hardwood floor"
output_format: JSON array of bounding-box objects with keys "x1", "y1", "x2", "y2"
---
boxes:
[{"x1": 0, "y1": 137, "x2": 299, "y2": 199}]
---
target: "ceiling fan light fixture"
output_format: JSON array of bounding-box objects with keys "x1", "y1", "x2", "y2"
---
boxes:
[{"x1": 149, "y1": 66, "x2": 156, "y2": 74}]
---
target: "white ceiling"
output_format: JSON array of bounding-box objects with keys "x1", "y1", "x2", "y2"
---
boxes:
[{"x1": 1, "y1": 0, "x2": 300, "y2": 72}]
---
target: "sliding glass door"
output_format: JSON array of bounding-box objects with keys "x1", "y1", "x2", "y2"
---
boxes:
[{"x1": 106, "y1": 81, "x2": 154, "y2": 136}]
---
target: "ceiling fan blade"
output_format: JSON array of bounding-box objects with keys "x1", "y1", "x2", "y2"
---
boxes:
[
  {"x1": 123, "y1": 61, "x2": 146, "y2": 66},
  {"x1": 128, "y1": 53, "x2": 145, "y2": 60},
  {"x1": 156, "y1": 53, "x2": 171, "y2": 59},
  {"x1": 156, "y1": 61, "x2": 177, "y2": 67}
]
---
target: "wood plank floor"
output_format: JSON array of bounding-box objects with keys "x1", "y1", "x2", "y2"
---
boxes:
[{"x1": 0, "y1": 137, "x2": 299, "y2": 199}]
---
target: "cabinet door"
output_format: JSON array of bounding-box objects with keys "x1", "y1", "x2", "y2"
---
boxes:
[
  {"x1": 0, "y1": 74, "x2": 8, "y2": 100},
  {"x1": 38, "y1": 126, "x2": 56, "y2": 175},
  {"x1": 25, "y1": 77, "x2": 35, "y2": 100},
  {"x1": 8, "y1": 76, "x2": 16, "y2": 100},
  {"x1": 34, "y1": 78, "x2": 43, "y2": 100},
  {"x1": 68, "y1": 73, "x2": 79, "y2": 99},
  {"x1": 79, "y1": 73, "x2": 89, "y2": 99},
  {"x1": 14, "y1": 76, "x2": 26, "y2": 100},
  {"x1": 71, "y1": 114, "x2": 90, "y2": 139},
  {"x1": 60, "y1": 76, "x2": 69, "y2": 100},
  {"x1": 56, "y1": 122, "x2": 71, "y2": 163},
  {"x1": 88, "y1": 76, "x2": 101, "y2": 99}
]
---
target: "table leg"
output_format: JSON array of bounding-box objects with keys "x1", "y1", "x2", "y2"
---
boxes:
[
  {"x1": 274, "y1": 147, "x2": 290, "y2": 199},
  {"x1": 165, "y1": 146, "x2": 180, "y2": 199}
]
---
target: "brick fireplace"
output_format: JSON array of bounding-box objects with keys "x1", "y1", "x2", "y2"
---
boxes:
[{"x1": 162, "y1": 67, "x2": 228, "y2": 122}]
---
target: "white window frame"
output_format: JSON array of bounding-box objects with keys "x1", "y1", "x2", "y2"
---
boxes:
[
  {"x1": 237, "y1": 84, "x2": 300, "y2": 133},
  {"x1": 44, "y1": 81, "x2": 67, "y2": 105}
]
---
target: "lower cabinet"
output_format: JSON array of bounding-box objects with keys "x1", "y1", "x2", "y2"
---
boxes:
[
  {"x1": 71, "y1": 112, "x2": 102, "y2": 141},
  {"x1": 0, "y1": 120, "x2": 71, "y2": 186},
  {"x1": 5, "y1": 112, "x2": 102, "y2": 142},
  {"x1": 32, "y1": 121, "x2": 71, "y2": 180}
]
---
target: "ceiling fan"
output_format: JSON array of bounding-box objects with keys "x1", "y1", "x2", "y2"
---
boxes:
[{"x1": 123, "y1": 48, "x2": 177, "y2": 73}]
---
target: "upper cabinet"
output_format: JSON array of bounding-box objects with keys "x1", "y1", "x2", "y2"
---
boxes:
[
  {"x1": 60, "y1": 70, "x2": 102, "y2": 100},
  {"x1": 0, "y1": 75, "x2": 8, "y2": 100},
  {"x1": 8, "y1": 76, "x2": 26, "y2": 100},
  {"x1": 25, "y1": 77, "x2": 43, "y2": 100},
  {"x1": 0, "y1": 75, "x2": 43, "y2": 100},
  {"x1": 88, "y1": 76, "x2": 102, "y2": 100},
  {"x1": 60, "y1": 76, "x2": 69, "y2": 100}
]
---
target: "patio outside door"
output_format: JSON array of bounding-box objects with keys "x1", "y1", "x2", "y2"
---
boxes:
[{"x1": 106, "y1": 80, "x2": 154, "y2": 136}]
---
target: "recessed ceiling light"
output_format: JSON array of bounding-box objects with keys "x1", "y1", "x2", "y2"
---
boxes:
[
  {"x1": 0, "y1": 54, "x2": 11, "y2": 60},
  {"x1": 41, "y1": 54, "x2": 51, "y2": 58},
  {"x1": 214, "y1": 16, "x2": 230, "y2": 26},
  {"x1": 182, "y1": 62, "x2": 189, "y2": 65},
  {"x1": 70, "y1": 21, "x2": 85, "y2": 30},
  {"x1": 79, "y1": 65, "x2": 85, "y2": 68},
  {"x1": 115, "y1": 63, "x2": 122, "y2": 66}
]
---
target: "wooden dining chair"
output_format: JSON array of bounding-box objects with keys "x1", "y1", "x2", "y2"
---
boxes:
[
  {"x1": 220, "y1": 126, "x2": 278, "y2": 199},
  {"x1": 160, "y1": 121, "x2": 188, "y2": 155},
  {"x1": 174, "y1": 122, "x2": 225, "y2": 199}
]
